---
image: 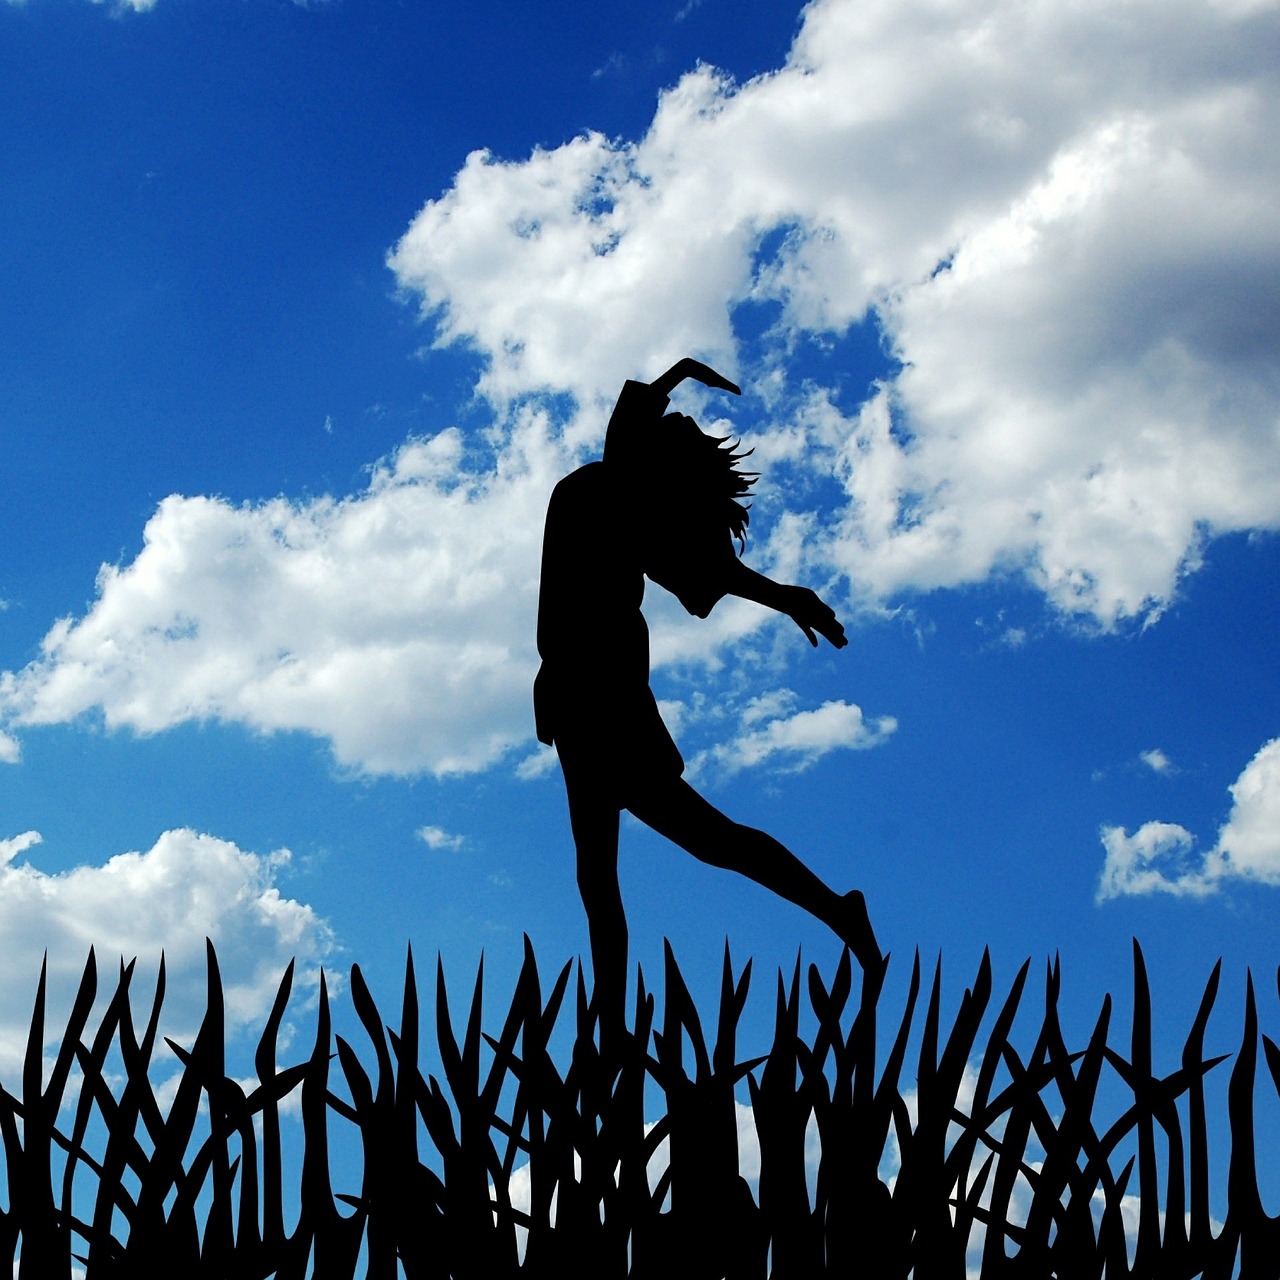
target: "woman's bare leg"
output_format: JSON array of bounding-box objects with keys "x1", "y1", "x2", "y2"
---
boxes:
[
  {"x1": 626, "y1": 778, "x2": 881, "y2": 970},
  {"x1": 562, "y1": 766, "x2": 629, "y2": 1032}
]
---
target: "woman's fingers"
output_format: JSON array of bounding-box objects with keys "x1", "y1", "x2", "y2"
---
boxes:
[{"x1": 791, "y1": 587, "x2": 847, "y2": 649}]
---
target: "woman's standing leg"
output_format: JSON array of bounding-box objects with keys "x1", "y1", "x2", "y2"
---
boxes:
[{"x1": 562, "y1": 760, "x2": 629, "y2": 1033}]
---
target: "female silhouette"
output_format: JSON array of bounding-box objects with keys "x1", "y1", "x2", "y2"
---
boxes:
[{"x1": 535, "y1": 358, "x2": 880, "y2": 1019}]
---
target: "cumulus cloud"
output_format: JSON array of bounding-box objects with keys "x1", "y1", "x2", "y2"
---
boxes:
[
  {"x1": 1139, "y1": 748, "x2": 1175, "y2": 774},
  {"x1": 391, "y1": 0, "x2": 1280, "y2": 627},
  {"x1": 0, "y1": 828, "x2": 333, "y2": 1078},
  {"x1": 1098, "y1": 737, "x2": 1280, "y2": 899},
  {"x1": 692, "y1": 688, "x2": 896, "y2": 779},
  {"x1": 1097, "y1": 821, "x2": 1213, "y2": 901},
  {"x1": 1212, "y1": 737, "x2": 1280, "y2": 882},
  {"x1": 0, "y1": 416, "x2": 566, "y2": 777}
]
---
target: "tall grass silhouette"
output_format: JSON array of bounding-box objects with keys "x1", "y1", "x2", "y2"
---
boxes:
[{"x1": 1, "y1": 937, "x2": 1276, "y2": 1277}]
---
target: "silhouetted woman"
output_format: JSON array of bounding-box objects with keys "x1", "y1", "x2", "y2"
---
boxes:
[{"x1": 535, "y1": 358, "x2": 880, "y2": 1022}]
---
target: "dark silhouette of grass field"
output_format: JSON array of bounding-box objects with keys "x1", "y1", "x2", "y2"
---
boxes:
[{"x1": 0, "y1": 938, "x2": 1276, "y2": 1277}]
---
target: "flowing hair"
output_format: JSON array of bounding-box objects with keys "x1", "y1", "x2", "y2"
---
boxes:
[{"x1": 654, "y1": 412, "x2": 757, "y2": 553}]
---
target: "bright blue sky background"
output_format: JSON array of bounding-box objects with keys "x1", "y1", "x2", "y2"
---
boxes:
[{"x1": 2, "y1": 0, "x2": 1279, "y2": 1227}]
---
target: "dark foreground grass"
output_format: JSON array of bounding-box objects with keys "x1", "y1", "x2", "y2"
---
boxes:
[{"x1": 1, "y1": 938, "x2": 1278, "y2": 1278}]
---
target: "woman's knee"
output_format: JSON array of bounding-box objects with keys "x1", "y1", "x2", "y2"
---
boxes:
[
  {"x1": 665, "y1": 809, "x2": 749, "y2": 869},
  {"x1": 577, "y1": 857, "x2": 623, "y2": 903}
]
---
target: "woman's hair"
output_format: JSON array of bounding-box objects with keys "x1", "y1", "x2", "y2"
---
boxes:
[{"x1": 657, "y1": 412, "x2": 757, "y2": 553}]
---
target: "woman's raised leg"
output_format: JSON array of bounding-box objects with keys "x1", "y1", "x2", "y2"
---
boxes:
[{"x1": 626, "y1": 778, "x2": 881, "y2": 971}]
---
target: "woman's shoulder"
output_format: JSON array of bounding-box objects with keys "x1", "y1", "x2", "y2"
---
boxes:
[
  {"x1": 554, "y1": 459, "x2": 604, "y2": 487},
  {"x1": 550, "y1": 460, "x2": 608, "y2": 509},
  {"x1": 545, "y1": 463, "x2": 619, "y2": 549}
]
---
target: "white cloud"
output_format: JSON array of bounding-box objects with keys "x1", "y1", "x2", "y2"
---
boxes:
[
  {"x1": 0, "y1": 831, "x2": 41, "y2": 864},
  {"x1": 418, "y1": 824, "x2": 466, "y2": 852},
  {"x1": 1098, "y1": 737, "x2": 1280, "y2": 898},
  {"x1": 1139, "y1": 748, "x2": 1174, "y2": 774},
  {"x1": 1212, "y1": 736, "x2": 1280, "y2": 882},
  {"x1": 1097, "y1": 821, "x2": 1214, "y2": 900},
  {"x1": 515, "y1": 743, "x2": 558, "y2": 780},
  {"x1": 391, "y1": 0, "x2": 1280, "y2": 628},
  {"x1": 0, "y1": 828, "x2": 334, "y2": 1079},
  {"x1": 692, "y1": 689, "x2": 896, "y2": 779},
  {"x1": 740, "y1": 688, "x2": 799, "y2": 728},
  {"x1": 0, "y1": 416, "x2": 567, "y2": 778},
  {"x1": 1085, "y1": 1194, "x2": 1226, "y2": 1272}
]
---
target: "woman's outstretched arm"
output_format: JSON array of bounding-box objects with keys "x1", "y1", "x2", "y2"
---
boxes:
[{"x1": 724, "y1": 559, "x2": 848, "y2": 648}]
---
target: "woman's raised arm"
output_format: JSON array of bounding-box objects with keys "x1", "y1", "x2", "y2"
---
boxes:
[{"x1": 650, "y1": 357, "x2": 741, "y2": 399}]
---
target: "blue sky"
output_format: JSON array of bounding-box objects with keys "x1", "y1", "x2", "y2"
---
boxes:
[{"x1": 2, "y1": 0, "x2": 1279, "y2": 1204}]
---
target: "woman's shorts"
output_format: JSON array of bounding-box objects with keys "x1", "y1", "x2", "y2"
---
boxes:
[{"x1": 540, "y1": 676, "x2": 684, "y2": 806}]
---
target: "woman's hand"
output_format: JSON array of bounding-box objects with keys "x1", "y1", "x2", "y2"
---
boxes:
[
  {"x1": 785, "y1": 585, "x2": 848, "y2": 649},
  {"x1": 651, "y1": 358, "x2": 741, "y2": 398},
  {"x1": 723, "y1": 562, "x2": 848, "y2": 649}
]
